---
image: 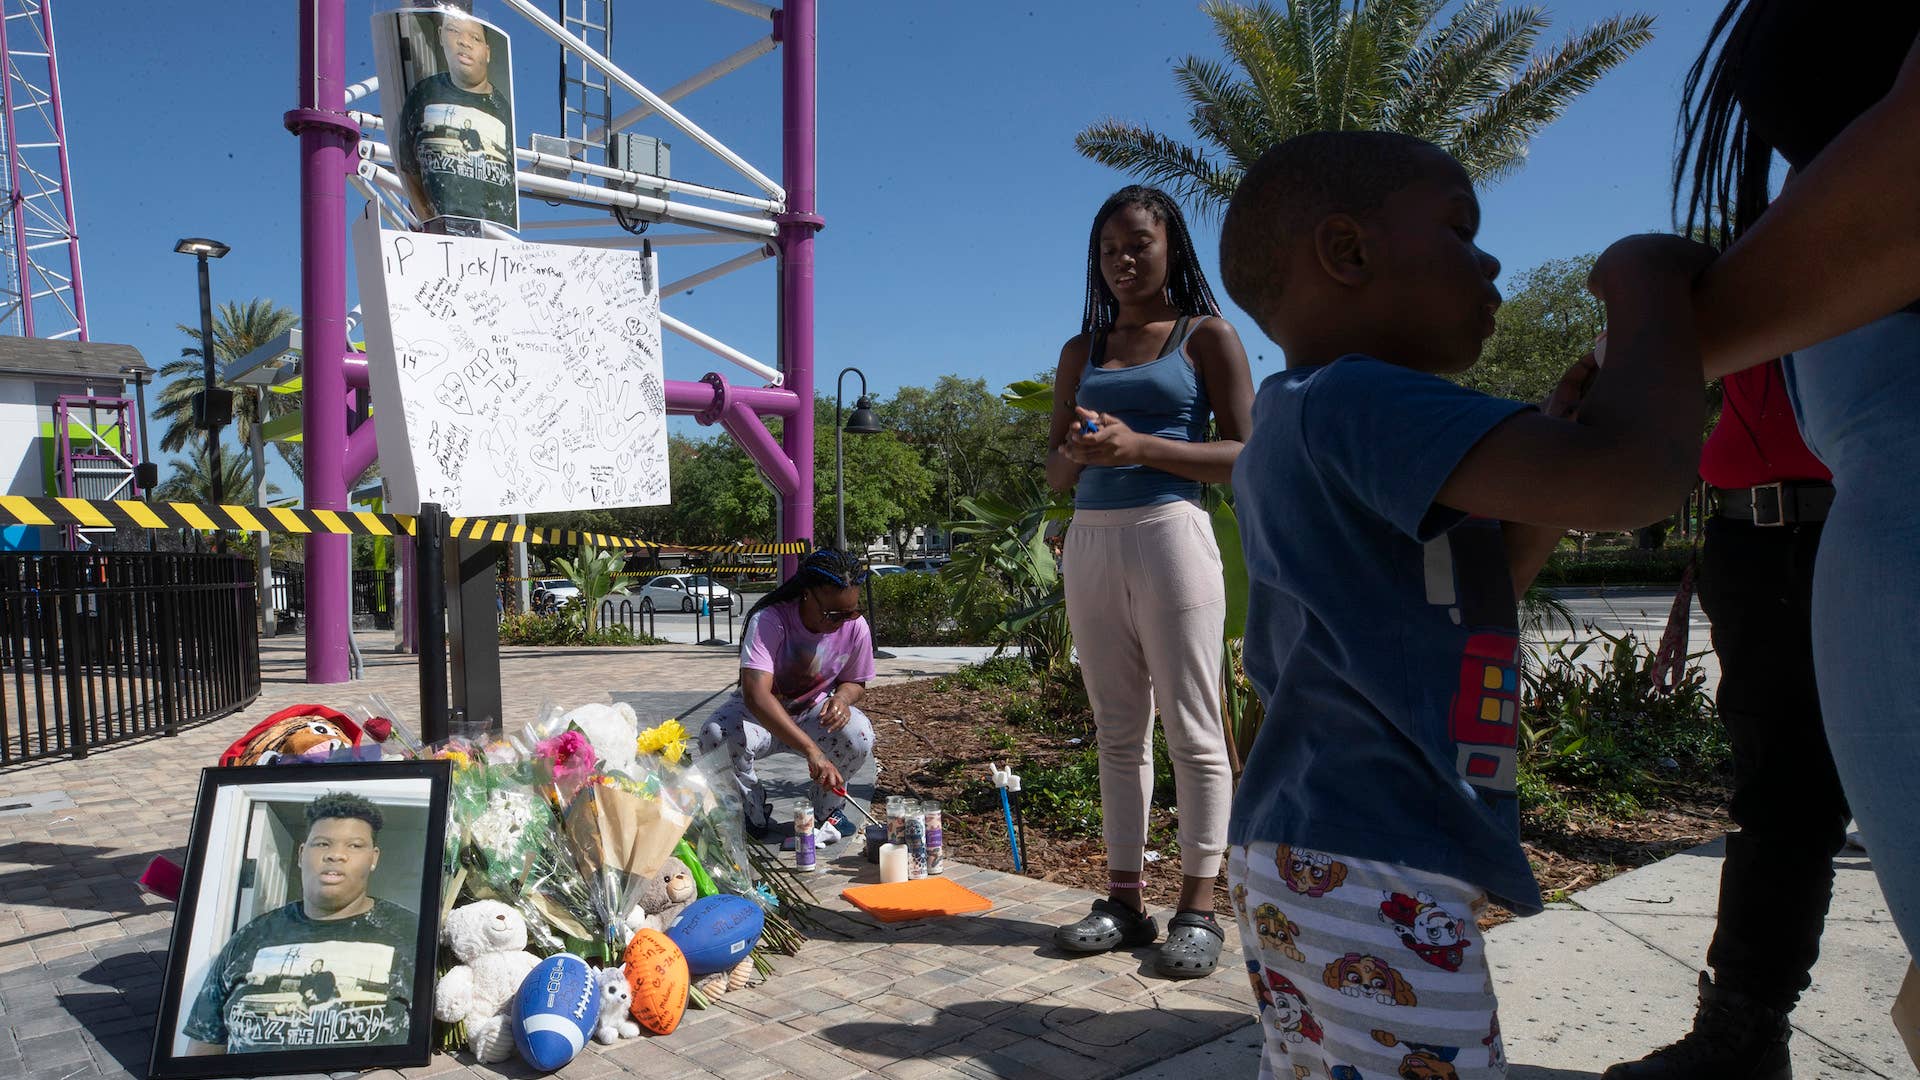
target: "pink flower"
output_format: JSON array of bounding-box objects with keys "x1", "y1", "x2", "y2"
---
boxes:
[{"x1": 536, "y1": 729, "x2": 597, "y2": 788}]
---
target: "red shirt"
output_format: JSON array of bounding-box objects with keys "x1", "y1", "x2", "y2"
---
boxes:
[{"x1": 1699, "y1": 359, "x2": 1832, "y2": 488}]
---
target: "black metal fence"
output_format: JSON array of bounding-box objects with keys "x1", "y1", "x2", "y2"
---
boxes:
[
  {"x1": 0, "y1": 551, "x2": 261, "y2": 764},
  {"x1": 595, "y1": 598, "x2": 660, "y2": 640},
  {"x1": 270, "y1": 563, "x2": 394, "y2": 629}
]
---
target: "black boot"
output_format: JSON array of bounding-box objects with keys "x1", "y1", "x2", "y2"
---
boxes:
[{"x1": 1603, "y1": 971, "x2": 1792, "y2": 1080}]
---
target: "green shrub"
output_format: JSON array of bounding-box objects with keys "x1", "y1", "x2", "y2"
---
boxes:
[
  {"x1": 1536, "y1": 548, "x2": 1693, "y2": 586},
  {"x1": 1017, "y1": 746, "x2": 1104, "y2": 837},
  {"x1": 935, "y1": 656, "x2": 1040, "y2": 693},
  {"x1": 869, "y1": 570, "x2": 1011, "y2": 646},
  {"x1": 498, "y1": 613, "x2": 664, "y2": 647},
  {"x1": 1521, "y1": 628, "x2": 1727, "y2": 820}
]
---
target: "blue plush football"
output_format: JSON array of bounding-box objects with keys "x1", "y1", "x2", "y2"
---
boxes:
[
  {"x1": 513, "y1": 953, "x2": 597, "y2": 1072},
  {"x1": 666, "y1": 894, "x2": 765, "y2": 975}
]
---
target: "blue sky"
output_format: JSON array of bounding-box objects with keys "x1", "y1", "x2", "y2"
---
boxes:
[{"x1": 58, "y1": 1, "x2": 1728, "y2": 491}]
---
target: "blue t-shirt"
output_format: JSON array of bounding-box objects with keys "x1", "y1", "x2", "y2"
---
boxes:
[{"x1": 1228, "y1": 358, "x2": 1542, "y2": 913}]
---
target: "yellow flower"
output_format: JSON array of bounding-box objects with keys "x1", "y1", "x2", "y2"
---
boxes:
[
  {"x1": 636, "y1": 718, "x2": 690, "y2": 760},
  {"x1": 437, "y1": 749, "x2": 472, "y2": 770}
]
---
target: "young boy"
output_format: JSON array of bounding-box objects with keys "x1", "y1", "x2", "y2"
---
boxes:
[{"x1": 1217, "y1": 131, "x2": 1713, "y2": 1079}]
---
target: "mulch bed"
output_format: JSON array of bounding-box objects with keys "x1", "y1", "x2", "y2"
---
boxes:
[{"x1": 860, "y1": 673, "x2": 1733, "y2": 930}]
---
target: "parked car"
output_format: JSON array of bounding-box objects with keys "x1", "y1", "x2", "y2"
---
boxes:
[
  {"x1": 903, "y1": 557, "x2": 948, "y2": 573},
  {"x1": 868, "y1": 564, "x2": 910, "y2": 578},
  {"x1": 636, "y1": 573, "x2": 737, "y2": 613}
]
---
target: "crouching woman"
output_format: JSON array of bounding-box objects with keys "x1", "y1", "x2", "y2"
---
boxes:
[{"x1": 698, "y1": 549, "x2": 875, "y2": 844}]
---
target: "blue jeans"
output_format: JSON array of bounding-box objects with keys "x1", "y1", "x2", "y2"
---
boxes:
[{"x1": 1783, "y1": 309, "x2": 1920, "y2": 958}]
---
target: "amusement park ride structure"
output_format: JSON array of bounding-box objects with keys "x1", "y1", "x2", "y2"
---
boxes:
[
  {"x1": 289, "y1": 0, "x2": 820, "y2": 684},
  {"x1": 0, "y1": 0, "x2": 154, "y2": 546}
]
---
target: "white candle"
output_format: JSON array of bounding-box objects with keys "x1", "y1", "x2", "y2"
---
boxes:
[{"x1": 879, "y1": 843, "x2": 911, "y2": 884}]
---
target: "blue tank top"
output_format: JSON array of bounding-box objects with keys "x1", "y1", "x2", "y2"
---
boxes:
[{"x1": 1074, "y1": 316, "x2": 1212, "y2": 510}]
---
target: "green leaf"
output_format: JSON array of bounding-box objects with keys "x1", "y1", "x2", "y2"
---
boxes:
[
  {"x1": 1211, "y1": 493, "x2": 1249, "y2": 642},
  {"x1": 1001, "y1": 380, "x2": 1056, "y2": 415}
]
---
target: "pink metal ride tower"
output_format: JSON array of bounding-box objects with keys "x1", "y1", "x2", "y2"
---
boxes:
[
  {"x1": 293, "y1": 0, "x2": 819, "y2": 684},
  {"x1": 0, "y1": 0, "x2": 86, "y2": 341}
]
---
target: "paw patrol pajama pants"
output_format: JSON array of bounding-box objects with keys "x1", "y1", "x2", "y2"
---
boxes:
[
  {"x1": 1229, "y1": 842, "x2": 1507, "y2": 1080},
  {"x1": 698, "y1": 693, "x2": 874, "y2": 824}
]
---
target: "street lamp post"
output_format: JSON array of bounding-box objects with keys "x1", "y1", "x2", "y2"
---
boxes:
[
  {"x1": 834, "y1": 366, "x2": 883, "y2": 552},
  {"x1": 119, "y1": 366, "x2": 156, "y2": 500},
  {"x1": 174, "y1": 237, "x2": 231, "y2": 505}
]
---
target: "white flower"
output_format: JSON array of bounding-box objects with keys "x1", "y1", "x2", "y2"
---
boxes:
[
  {"x1": 470, "y1": 790, "x2": 535, "y2": 859},
  {"x1": 564, "y1": 703, "x2": 637, "y2": 772}
]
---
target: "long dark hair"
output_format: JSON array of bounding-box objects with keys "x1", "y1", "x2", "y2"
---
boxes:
[
  {"x1": 1675, "y1": 0, "x2": 1772, "y2": 247},
  {"x1": 1080, "y1": 185, "x2": 1221, "y2": 335},
  {"x1": 746, "y1": 548, "x2": 869, "y2": 620}
]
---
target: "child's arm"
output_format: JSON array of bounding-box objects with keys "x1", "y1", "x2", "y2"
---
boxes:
[
  {"x1": 1436, "y1": 235, "x2": 1714, "y2": 531},
  {"x1": 1499, "y1": 351, "x2": 1600, "y2": 596},
  {"x1": 1064, "y1": 319, "x2": 1255, "y2": 484},
  {"x1": 1695, "y1": 37, "x2": 1920, "y2": 378},
  {"x1": 1046, "y1": 336, "x2": 1090, "y2": 493}
]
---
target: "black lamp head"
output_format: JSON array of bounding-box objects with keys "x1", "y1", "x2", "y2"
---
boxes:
[
  {"x1": 173, "y1": 237, "x2": 231, "y2": 259},
  {"x1": 843, "y1": 396, "x2": 883, "y2": 435}
]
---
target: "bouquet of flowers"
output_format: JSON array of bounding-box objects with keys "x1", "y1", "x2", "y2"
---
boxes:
[
  {"x1": 520, "y1": 703, "x2": 707, "y2": 957},
  {"x1": 440, "y1": 732, "x2": 600, "y2": 954}
]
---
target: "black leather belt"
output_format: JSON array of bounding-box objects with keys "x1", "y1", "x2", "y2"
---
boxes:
[{"x1": 1714, "y1": 481, "x2": 1834, "y2": 526}]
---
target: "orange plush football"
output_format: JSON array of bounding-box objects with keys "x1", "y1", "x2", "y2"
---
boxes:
[{"x1": 621, "y1": 928, "x2": 689, "y2": 1035}]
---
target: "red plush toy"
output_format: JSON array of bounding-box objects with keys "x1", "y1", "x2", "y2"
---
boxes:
[{"x1": 217, "y1": 704, "x2": 364, "y2": 767}]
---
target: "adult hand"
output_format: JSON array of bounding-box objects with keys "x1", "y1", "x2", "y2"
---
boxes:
[
  {"x1": 807, "y1": 752, "x2": 844, "y2": 795},
  {"x1": 1064, "y1": 407, "x2": 1142, "y2": 466},
  {"x1": 1542, "y1": 351, "x2": 1601, "y2": 420},
  {"x1": 1588, "y1": 233, "x2": 1719, "y2": 304},
  {"x1": 819, "y1": 693, "x2": 851, "y2": 733}
]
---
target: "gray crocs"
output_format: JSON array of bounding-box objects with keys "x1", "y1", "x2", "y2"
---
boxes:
[
  {"x1": 1155, "y1": 911, "x2": 1224, "y2": 978},
  {"x1": 1053, "y1": 897, "x2": 1159, "y2": 954}
]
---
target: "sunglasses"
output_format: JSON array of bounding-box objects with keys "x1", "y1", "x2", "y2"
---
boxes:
[{"x1": 806, "y1": 590, "x2": 863, "y2": 624}]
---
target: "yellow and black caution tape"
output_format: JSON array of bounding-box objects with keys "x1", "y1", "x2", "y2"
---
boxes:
[
  {"x1": 506, "y1": 566, "x2": 780, "y2": 583},
  {"x1": 0, "y1": 495, "x2": 413, "y2": 537},
  {"x1": 0, "y1": 494, "x2": 810, "y2": 556},
  {"x1": 443, "y1": 516, "x2": 808, "y2": 554}
]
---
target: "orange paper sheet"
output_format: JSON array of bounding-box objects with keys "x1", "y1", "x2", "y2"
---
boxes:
[{"x1": 840, "y1": 878, "x2": 993, "y2": 922}]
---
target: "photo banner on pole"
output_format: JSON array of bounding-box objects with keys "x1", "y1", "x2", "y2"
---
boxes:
[
  {"x1": 371, "y1": 6, "x2": 519, "y2": 235},
  {"x1": 354, "y1": 213, "x2": 670, "y2": 518}
]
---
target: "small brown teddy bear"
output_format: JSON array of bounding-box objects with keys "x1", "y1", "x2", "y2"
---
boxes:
[{"x1": 636, "y1": 856, "x2": 696, "y2": 934}]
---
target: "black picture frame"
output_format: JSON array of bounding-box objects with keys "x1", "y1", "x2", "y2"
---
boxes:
[{"x1": 147, "y1": 760, "x2": 451, "y2": 1079}]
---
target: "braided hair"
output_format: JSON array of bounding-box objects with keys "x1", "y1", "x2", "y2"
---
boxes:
[
  {"x1": 1675, "y1": 0, "x2": 1772, "y2": 247},
  {"x1": 1080, "y1": 185, "x2": 1222, "y2": 336},
  {"x1": 747, "y1": 548, "x2": 869, "y2": 620}
]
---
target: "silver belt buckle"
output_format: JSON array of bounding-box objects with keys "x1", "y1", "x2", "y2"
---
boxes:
[{"x1": 1751, "y1": 481, "x2": 1787, "y2": 527}]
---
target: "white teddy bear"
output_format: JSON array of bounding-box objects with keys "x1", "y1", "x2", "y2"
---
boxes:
[
  {"x1": 433, "y1": 900, "x2": 542, "y2": 1063},
  {"x1": 592, "y1": 965, "x2": 641, "y2": 1043}
]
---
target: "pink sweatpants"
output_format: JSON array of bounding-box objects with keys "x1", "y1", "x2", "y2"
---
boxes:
[{"x1": 1064, "y1": 498, "x2": 1232, "y2": 879}]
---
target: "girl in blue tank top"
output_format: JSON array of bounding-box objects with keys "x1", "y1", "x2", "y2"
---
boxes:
[{"x1": 1044, "y1": 185, "x2": 1254, "y2": 979}]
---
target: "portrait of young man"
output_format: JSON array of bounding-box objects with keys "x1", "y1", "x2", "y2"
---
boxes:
[
  {"x1": 180, "y1": 791, "x2": 419, "y2": 1054},
  {"x1": 379, "y1": 8, "x2": 519, "y2": 231}
]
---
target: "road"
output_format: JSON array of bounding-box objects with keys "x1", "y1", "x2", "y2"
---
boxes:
[{"x1": 1543, "y1": 585, "x2": 1719, "y2": 690}]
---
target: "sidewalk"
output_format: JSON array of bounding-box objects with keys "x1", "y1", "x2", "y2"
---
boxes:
[
  {"x1": 0, "y1": 635, "x2": 1252, "y2": 1080},
  {"x1": 4, "y1": 633, "x2": 1911, "y2": 1079}
]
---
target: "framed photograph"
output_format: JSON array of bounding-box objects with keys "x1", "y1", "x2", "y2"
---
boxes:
[
  {"x1": 372, "y1": 6, "x2": 519, "y2": 233},
  {"x1": 148, "y1": 760, "x2": 451, "y2": 1079}
]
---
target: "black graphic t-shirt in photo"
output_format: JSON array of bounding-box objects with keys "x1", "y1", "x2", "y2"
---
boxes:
[
  {"x1": 181, "y1": 898, "x2": 418, "y2": 1052},
  {"x1": 397, "y1": 72, "x2": 516, "y2": 227}
]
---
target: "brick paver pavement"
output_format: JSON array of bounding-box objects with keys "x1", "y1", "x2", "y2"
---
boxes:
[{"x1": 1, "y1": 634, "x2": 1253, "y2": 1080}]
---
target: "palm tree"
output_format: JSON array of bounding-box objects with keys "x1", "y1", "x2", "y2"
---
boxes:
[
  {"x1": 155, "y1": 298, "x2": 300, "y2": 470},
  {"x1": 153, "y1": 443, "x2": 280, "y2": 505},
  {"x1": 1076, "y1": 0, "x2": 1655, "y2": 212}
]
